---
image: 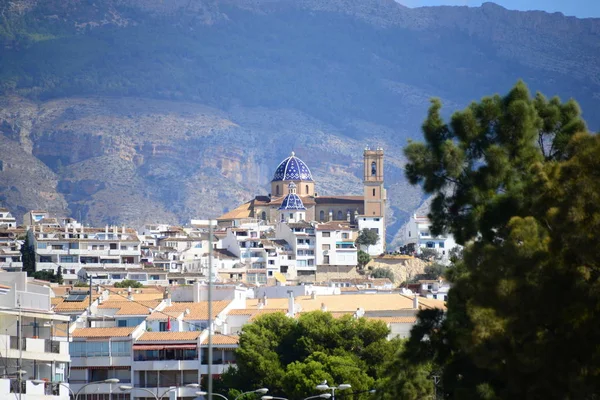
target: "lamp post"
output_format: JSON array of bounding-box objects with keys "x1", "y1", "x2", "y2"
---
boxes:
[
  {"x1": 197, "y1": 391, "x2": 230, "y2": 400},
  {"x1": 303, "y1": 394, "x2": 332, "y2": 400},
  {"x1": 52, "y1": 381, "x2": 75, "y2": 398},
  {"x1": 75, "y1": 378, "x2": 120, "y2": 400},
  {"x1": 120, "y1": 383, "x2": 201, "y2": 400},
  {"x1": 261, "y1": 396, "x2": 289, "y2": 400},
  {"x1": 315, "y1": 382, "x2": 351, "y2": 400},
  {"x1": 233, "y1": 388, "x2": 269, "y2": 400}
]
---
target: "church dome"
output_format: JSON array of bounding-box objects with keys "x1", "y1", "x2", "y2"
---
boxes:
[
  {"x1": 272, "y1": 152, "x2": 314, "y2": 182},
  {"x1": 278, "y1": 193, "x2": 307, "y2": 210}
]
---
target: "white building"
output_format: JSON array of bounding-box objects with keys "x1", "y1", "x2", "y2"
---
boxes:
[
  {"x1": 315, "y1": 221, "x2": 358, "y2": 266},
  {"x1": 403, "y1": 214, "x2": 458, "y2": 264},
  {"x1": 0, "y1": 272, "x2": 71, "y2": 400},
  {"x1": 30, "y1": 222, "x2": 142, "y2": 284},
  {"x1": 0, "y1": 226, "x2": 25, "y2": 271},
  {"x1": 275, "y1": 221, "x2": 316, "y2": 277}
]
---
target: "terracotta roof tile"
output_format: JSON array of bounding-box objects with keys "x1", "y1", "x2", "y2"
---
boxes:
[
  {"x1": 138, "y1": 331, "x2": 201, "y2": 342},
  {"x1": 146, "y1": 310, "x2": 184, "y2": 321},
  {"x1": 161, "y1": 300, "x2": 231, "y2": 321},
  {"x1": 72, "y1": 327, "x2": 136, "y2": 338},
  {"x1": 98, "y1": 300, "x2": 161, "y2": 315},
  {"x1": 201, "y1": 334, "x2": 239, "y2": 345},
  {"x1": 367, "y1": 316, "x2": 418, "y2": 324}
]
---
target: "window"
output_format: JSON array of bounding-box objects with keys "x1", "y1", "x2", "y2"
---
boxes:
[
  {"x1": 320, "y1": 210, "x2": 325, "y2": 220},
  {"x1": 110, "y1": 243, "x2": 118, "y2": 250},
  {"x1": 289, "y1": 213, "x2": 293, "y2": 219},
  {"x1": 281, "y1": 214, "x2": 285, "y2": 222},
  {"x1": 52, "y1": 245, "x2": 64, "y2": 250},
  {"x1": 306, "y1": 185, "x2": 309, "y2": 194},
  {"x1": 159, "y1": 322, "x2": 168, "y2": 332},
  {"x1": 342, "y1": 233, "x2": 349, "y2": 239},
  {"x1": 439, "y1": 242, "x2": 445, "y2": 248},
  {"x1": 280, "y1": 266, "x2": 288, "y2": 273},
  {"x1": 427, "y1": 242, "x2": 435, "y2": 248},
  {"x1": 337, "y1": 210, "x2": 343, "y2": 220},
  {"x1": 69, "y1": 242, "x2": 79, "y2": 249},
  {"x1": 322, "y1": 232, "x2": 330, "y2": 238},
  {"x1": 39, "y1": 256, "x2": 52, "y2": 263},
  {"x1": 117, "y1": 320, "x2": 127, "y2": 327},
  {"x1": 60, "y1": 256, "x2": 76, "y2": 263},
  {"x1": 323, "y1": 256, "x2": 330, "y2": 264},
  {"x1": 150, "y1": 275, "x2": 160, "y2": 280},
  {"x1": 373, "y1": 188, "x2": 376, "y2": 196},
  {"x1": 111, "y1": 341, "x2": 131, "y2": 356},
  {"x1": 371, "y1": 161, "x2": 377, "y2": 176},
  {"x1": 276, "y1": 185, "x2": 280, "y2": 196},
  {"x1": 261, "y1": 211, "x2": 266, "y2": 220},
  {"x1": 37, "y1": 242, "x2": 47, "y2": 249}
]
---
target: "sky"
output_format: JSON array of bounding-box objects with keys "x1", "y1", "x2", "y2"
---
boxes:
[{"x1": 397, "y1": 0, "x2": 600, "y2": 18}]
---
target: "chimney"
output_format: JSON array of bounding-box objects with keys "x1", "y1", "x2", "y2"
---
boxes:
[
  {"x1": 287, "y1": 290, "x2": 295, "y2": 316},
  {"x1": 263, "y1": 293, "x2": 268, "y2": 306},
  {"x1": 321, "y1": 302, "x2": 327, "y2": 312},
  {"x1": 163, "y1": 287, "x2": 172, "y2": 306},
  {"x1": 311, "y1": 291, "x2": 317, "y2": 300},
  {"x1": 128, "y1": 286, "x2": 133, "y2": 301},
  {"x1": 413, "y1": 295, "x2": 419, "y2": 309}
]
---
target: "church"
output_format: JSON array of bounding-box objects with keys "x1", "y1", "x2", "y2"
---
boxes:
[{"x1": 217, "y1": 147, "x2": 386, "y2": 256}]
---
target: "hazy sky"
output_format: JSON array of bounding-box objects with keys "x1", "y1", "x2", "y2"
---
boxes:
[{"x1": 397, "y1": 0, "x2": 600, "y2": 18}]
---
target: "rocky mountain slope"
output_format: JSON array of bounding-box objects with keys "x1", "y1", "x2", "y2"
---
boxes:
[{"x1": 0, "y1": 0, "x2": 599, "y2": 246}]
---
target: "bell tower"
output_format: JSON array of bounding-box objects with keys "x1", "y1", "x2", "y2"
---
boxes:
[
  {"x1": 363, "y1": 147, "x2": 385, "y2": 217},
  {"x1": 359, "y1": 146, "x2": 386, "y2": 255}
]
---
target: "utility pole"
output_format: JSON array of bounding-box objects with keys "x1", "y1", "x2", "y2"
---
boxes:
[
  {"x1": 17, "y1": 293, "x2": 22, "y2": 400},
  {"x1": 88, "y1": 275, "x2": 93, "y2": 327},
  {"x1": 207, "y1": 220, "x2": 213, "y2": 400}
]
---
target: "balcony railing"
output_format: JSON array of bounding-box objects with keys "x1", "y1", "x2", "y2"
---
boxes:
[
  {"x1": 45, "y1": 339, "x2": 60, "y2": 354},
  {"x1": 10, "y1": 336, "x2": 26, "y2": 351}
]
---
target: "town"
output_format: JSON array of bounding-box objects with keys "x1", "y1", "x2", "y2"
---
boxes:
[{"x1": 0, "y1": 148, "x2": 454, "y2": 400}]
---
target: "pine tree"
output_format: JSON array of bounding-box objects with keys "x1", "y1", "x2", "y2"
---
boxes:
[
  {"x1": 20, "y1": 234, "x2": 36, "y2": 276},
  {"x1": 382, "y1": 81, "x2": 599, "y2": 399}
]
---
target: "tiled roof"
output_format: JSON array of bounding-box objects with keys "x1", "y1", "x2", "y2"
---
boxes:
[
  {"x1": 226, "y1": 308, "x2": 287, "y2": 317},
  {"x1": 217, "y1": 202, "x2": 253, "y2": 221},
  {"x1": 314, "y1": 196, "x2": 363, "y2": 204},
  {"x1": 244, "y1": 293, "x2": 446, "y2": 312},
  {"x1": 98, "y1": 300, "x2": 161, "y2": 315},
  {"x1": 146, "y1": 310, "x2": 184, "y2": 321},
  {"x1": 138, "y1": 331, "x2": 201, "y2": 342},
  {"x1": 316, "y1": 221, "x2": 356, "y2": 231},
  {"x1": 201, "y1": 334, "x2": 239, "y2": 345},
  {"x1": 72, "y1": 327, "x2": 136, "y2": 338},
  {"x1": 161, "y1": 300, "x2": 231, "y2": 321},
  {"x1": 367, "y1": 316, "x2": 418, "y2": 324}
]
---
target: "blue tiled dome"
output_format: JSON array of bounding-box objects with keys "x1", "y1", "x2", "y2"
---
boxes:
[
  {"x1": 279, "y1": 193, "x2": 306, "y2": 210},
  {"x1": 272, "y1": 152, "x2": 314, "y2": 182}
]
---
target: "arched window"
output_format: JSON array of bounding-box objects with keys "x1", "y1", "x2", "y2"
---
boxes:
[
  {"x1": 337, "y1": 210, "x2": 343, "y2": 220},
  {"x1": 320, "y1": 210, "x2": 325, "y2": 221},
  {"x1": 373, "y1": 188, "x2": 376, "y2": 196},
  {"x1": 281, "y1": 213, "x2": 285, "y2": 222},
  {"x1": 276, "y1": 185, "x2": 280, "y2": 196},
  {"x1": 261, "y1": 211, "x2": 266, "y2": 220},
  {"x1": 371, "y1": 161, "x2": 377, "y2": 176},
  {"x1": 306, "y1": 185, "x2": 309, "y2": 195}
]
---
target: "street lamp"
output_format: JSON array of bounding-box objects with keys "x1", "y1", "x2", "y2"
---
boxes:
[
  {"x1": 303, "y1": 394, "x2": 332, "y2": 400},
  {"x1": 120, "y1": 383, "x2": 201, "y2": 400},
  {"x1": 197, "y1": 391, "x2": 230, "y2": 400},
  {"x1": 315, "y1": 382, "x2": 351, "y2": 400},
  {"x1": 75, "y1": 378, "x2": 120, "y2": 400},
  {"x1": 261, "y1": 396, "x2": 289, "y2": 400},
  {"x1": 234, "y1": 388, "x2": 269, "y2": 400},
  {"x1": 52, "y1": 382, "x2": 75, "y2": 398}
]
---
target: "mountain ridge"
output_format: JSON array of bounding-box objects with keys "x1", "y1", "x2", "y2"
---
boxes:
[{"x1": 0, "y1": 0, "x2": 599, "y2": 247}]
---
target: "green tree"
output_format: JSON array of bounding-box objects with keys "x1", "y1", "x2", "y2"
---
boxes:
[
  {"x1": 56, "y1": 266, "x2": 64, "y2": 284},
  {"x1": 20, "y1": 234, "x2": 36, "y2": 276},
  {"x1": 113, "y1": 279, "x2": 144, "y2": 288},
  {"x1": 217, "y1": 311, "x2": 401, "y2": 399},
  {"x1": 371, "y1": 267, "x2": 394, "y2": 282},
  {"x1": 423, "y1": 263, "x2": 445, "y2": 280},
  {"x1": 356, "y1": 228, "x2": 379, "y2": 254},
  {"x1": 383, "y1": 82, "x2": 599, "y2": 399},
  {"x1": 357, "y1": 250, "x2": 371, "y2": 269}
]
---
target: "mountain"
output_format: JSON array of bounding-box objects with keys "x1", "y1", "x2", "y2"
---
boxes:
[{"x1": 0, "y1": 0, "x2": 599, "y2": 246}]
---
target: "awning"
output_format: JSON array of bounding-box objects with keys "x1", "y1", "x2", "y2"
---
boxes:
[
  {"x1": 133, "y1": 344, "x2": 197, "y2": 350},
  {"x1": 0, "y1": 308, "x2": 70, "y2": 321},
  {"x1": 71, "y1": 366, "x2": 131, "y2": 370}
]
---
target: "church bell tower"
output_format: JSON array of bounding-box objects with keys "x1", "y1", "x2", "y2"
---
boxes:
[{"x1": 359, "y1": 147, "x2": 386, "y2": 255}]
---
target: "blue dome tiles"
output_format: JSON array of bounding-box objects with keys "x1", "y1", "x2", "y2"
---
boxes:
[
  {"x1": 278, "y1": 193, "x2": 307, "y2": 210},
  {"x1": 272, "y1": 152, "x2": 314, "y2": 182}
]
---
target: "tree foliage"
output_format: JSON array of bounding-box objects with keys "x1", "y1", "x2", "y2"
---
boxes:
[
  {"x1": 356, "y1": 229, "x2": 379, "y2": 253},
  {"x1": 357, "y1": 250, "x2": 371, "y2": 269},
  {"x1": 217, "y1": 311, "x2": 402, "y2": 399},
  {"x1": 113, "y1": 279, "x2": 144, "y2": 288},
  {"x1": 383, "y1": 81, "x2": 600, "y2": 399},
  {"x1": 20, "y1": 234, "x2": 36, "y2": 275},
  {"x1": 423, "y1": 263, "x2": 445, "y2": 280},
  {"x1": 371, "y1": 267, "x2": 394, "y2": 282}
]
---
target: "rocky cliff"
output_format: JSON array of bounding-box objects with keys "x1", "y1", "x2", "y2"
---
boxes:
[{"x1": 0, "y1": 0, "x2": 598, "y2": 246}]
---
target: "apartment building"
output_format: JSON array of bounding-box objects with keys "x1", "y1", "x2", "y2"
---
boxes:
[
  {"x1": 314, "y1": 221, "x2": 358, "y2": 266},
  {"x1": 275, "y1": 221, "x2": 316, "y2": 276},
  {"x1": 0, "y1": 226, "x2": 25, "y2": 271},
  {"x1": 0, "y1": 272, "x2": 71, "y2": 400},
  {"x1": 30, "y1": 221, "x2": 142, "y2": 285},
  {"x1": 403, "y1": 214, "x2": 458, "y2": 264}
]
